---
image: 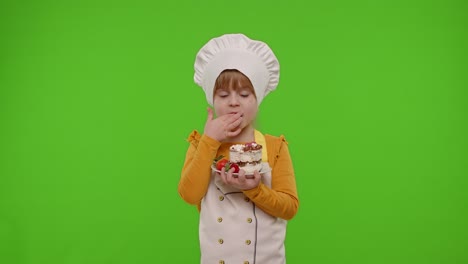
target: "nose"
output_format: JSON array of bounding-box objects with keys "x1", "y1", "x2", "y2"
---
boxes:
[{"x1": 228, "y1": 94, "x2": 240, "y2": 106}]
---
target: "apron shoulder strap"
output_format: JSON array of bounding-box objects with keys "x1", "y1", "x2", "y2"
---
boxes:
[{"x1": 254, "y1": 129, "x2": 268, "y2": 162}]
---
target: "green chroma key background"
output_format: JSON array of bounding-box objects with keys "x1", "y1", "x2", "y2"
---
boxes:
[{"x1": 1, "y1": 0, "x2": 467, "y2": 263}]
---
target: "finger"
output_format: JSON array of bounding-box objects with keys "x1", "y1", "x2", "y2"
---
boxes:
[
  {"x1": 227, "y1": 116, "x2": 243, "y2": 131},
  {"x1": 206, "y1": 107, "x2": 214, "y2": 121},
  {"x1": 238, "y1": 170, "x2": 246, "y2": 184},
  {"x1": 220, "y1": 112, "x2": 242, "y2": 123},
  {"x1": 219, "y1": 168, "x2": 228, "y2": 184},
  {"x1": 252, "y1": 170, "x2": 261, "y2": 181},
  {"x1": 228, "y1": 112, "x2": 243, "y2": 123},
  {"x1": 226, "y1": 126, "x2": 243, "y2": 137},
  {"x1": 226, "y1": 168, "x2": 236, "y2": 184},
  {"x1": 245, "y1": 170, "x2": 255, "y2": 180}
]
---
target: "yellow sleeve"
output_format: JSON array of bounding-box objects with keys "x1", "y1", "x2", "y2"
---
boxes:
[
  {"x1": 178, "y1": 130, "x2": 221, "y2": 206},
  {"x1": 243, "y1": 135, "x2": 299, "y2": 220}
]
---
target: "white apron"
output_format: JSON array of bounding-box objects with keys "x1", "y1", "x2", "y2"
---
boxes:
[{"x1": 199, "y1": 131, "x2": 287, "y2": 264}]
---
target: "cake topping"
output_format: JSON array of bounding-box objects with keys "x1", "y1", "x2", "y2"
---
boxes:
[
  {"x1": 245, "y1": 142, "x2": 262, "y2": 151},
  {"x1": 230, "y1": 142, "x2": 262, "y2": 152}
]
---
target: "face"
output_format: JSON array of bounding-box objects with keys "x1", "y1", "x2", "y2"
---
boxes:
[{"x1": 213, "y1": 70, "x2": 258, "y2": 130}]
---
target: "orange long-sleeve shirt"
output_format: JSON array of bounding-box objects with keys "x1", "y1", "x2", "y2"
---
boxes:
[{"x1": 178, "y1": 130, "x2": 299, "y2": 220}]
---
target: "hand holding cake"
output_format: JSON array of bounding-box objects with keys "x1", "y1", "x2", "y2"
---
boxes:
[{"x1": 219, "y1": 165, "x2": 261, "y2": 190}]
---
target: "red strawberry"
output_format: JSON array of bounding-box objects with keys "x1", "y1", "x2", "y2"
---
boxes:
[
  {"x1": 229, "y1": 163, "x2": 240, "y2": 173},
  {"x1": 215, "y1": 158, "x2": 229, "y2": 171}
]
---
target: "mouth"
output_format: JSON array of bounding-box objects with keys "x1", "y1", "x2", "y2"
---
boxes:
[{"x1": 230, "y1": 112, "x2": 244, "y2": 117}]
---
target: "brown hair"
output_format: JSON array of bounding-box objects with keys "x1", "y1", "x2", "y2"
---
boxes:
[{"x1": 213, "y1": 69, "x2": 256, "y2": 98}]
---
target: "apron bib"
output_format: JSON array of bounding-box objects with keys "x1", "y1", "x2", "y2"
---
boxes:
[{"x1": 199, "y1": 131, "x2": 287, "y2": 264}]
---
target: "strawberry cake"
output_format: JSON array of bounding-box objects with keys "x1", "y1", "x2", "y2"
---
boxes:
[{"x1": 229, "y1": 142, "x2": 263, "y2": 174}]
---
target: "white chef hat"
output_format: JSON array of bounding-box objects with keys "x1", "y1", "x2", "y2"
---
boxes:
[{"x1": 194, "y1": 33, "x2": 280, "y2": 106}]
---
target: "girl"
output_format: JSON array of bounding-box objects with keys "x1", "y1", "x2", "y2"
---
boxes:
[{"x1": 178, "y1": 33, "x2": 299, "y2": 264}]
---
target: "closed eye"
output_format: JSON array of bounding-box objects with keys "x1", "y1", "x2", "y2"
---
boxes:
[{"x1": 217, "y1": 91, "x2": 229, "y2": 97}]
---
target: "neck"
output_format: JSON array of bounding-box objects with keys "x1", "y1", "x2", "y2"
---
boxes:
[{"x1": 224, "y1": 125, "x2": 255, "y2": 143}]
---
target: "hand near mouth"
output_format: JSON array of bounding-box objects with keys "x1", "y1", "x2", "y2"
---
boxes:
[{"x1": 204, "y1": 107, "x2": 243, "y2": 142}]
